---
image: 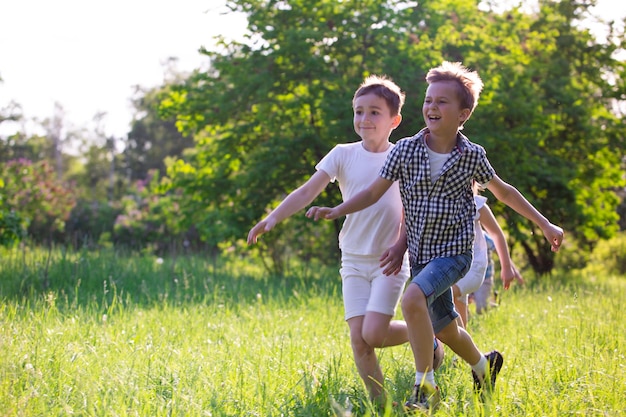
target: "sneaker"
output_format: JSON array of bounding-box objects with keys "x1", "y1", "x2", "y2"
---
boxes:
[
  {"x1": 472, "y1": 350, "x2": 503, "y2": 393},
  {"x1": 404, "y1": 383, "x2": 440, "y2": 413}
]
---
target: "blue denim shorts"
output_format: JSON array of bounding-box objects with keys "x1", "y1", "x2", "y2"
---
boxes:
[{"x1": 410, "y1": 251, "x2": 472, "y2": 334}]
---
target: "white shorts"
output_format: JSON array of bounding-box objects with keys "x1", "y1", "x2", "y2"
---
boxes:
[
  {"x1": 340, "y1": 252, "x2": 410, "y2": 320},
  {"x1": 454, "y1": 251, "x2": 488, "y2": 304}
]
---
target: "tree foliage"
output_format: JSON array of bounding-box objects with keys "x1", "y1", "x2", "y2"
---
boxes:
[
  {"x1": 469, "y1": 0, "x2": 626, "y2": 271},
  {"x1": 124, "y1": 85, "x2": 195, "y2": 183},
  {"x1": 161, "y1": 0, "x2": 438, "y2": 273},
  {"x1": 150, "y1": 0, "x2": 626, "y2": 273}
]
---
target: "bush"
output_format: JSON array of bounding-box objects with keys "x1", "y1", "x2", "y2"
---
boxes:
[
  {"x1": 0, "y1": 209, "x2": 25, "y2": 247},
  {"x1": 0, "y1": 159, "x2": 76, "y2": 244},
  {"x1": 64, "y1": 200, "x2": 121, "y2": 249},
  {"x1": 586, "y1": 232, "x2": 626, "y2": 276}
]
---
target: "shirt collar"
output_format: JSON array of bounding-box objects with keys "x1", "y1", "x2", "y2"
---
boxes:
[{"x1": 418, "y1": 128, "x2": 468, "y2": 155}]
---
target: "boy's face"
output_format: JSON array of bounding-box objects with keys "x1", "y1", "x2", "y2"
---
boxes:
[
  {"x1": 423, "y1": 81, "x2": 470, "y2": 136},
  {"x1": 353, "y1": 93, "x2": 401, "y2": 144}
]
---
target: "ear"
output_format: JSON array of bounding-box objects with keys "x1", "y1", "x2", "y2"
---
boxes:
[
  {"x1": 459, "y1": 108, "x2": 471, "y2": 123},
  {"x1": 392, "y1": 114, "x2": 402, "y2": 129}
]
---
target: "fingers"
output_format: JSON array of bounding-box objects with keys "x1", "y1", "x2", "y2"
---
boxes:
[
  {"x1": 547, "y1": 225, "x2": 564, "y2": 252},
  {"x1": 381, "y1": 258, "x2": 401, "y2": 275},
  {"x1": 502, "y1": 269, "x2": 514, "y2": 290},
  {"x1": 306, "y1": 206, "x2": 334, "y2": 220},
  {"x1": 305, "y1": 206, "x2": 318, "y2": 219},
  {"x1": 247, "y1": 220, "x2": 273, "y2": 245},
  {"x1": 379, "y1": 250, "x2": 403, "y2": 276},
  {"x1": 247, "y1": 225, "x2": 262, "y2": 245},
  {"x1": 381, "y1": 258, "x2": 400, "y2": 276}
]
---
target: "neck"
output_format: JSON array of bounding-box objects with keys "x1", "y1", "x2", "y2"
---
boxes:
[
  {"x1": 362, "y1": 139, "x2": 391, "y2": 153},
  {"x1": 425, "y1": 132, "x2": 457, "y2": 154}
]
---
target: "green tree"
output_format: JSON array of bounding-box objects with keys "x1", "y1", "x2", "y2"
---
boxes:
[
  {"x1": 469, "y1": 0, "x2": 626, "y2": 272},
  {"x1": 123, "y1": 83, "x2": 195, "y2": 183},
  {"x1": 161, "y1": 0, "x2": 625, "y2": 274},
  {"x1": 162, "y1": 0, "x2": 433, "y2": 273}
]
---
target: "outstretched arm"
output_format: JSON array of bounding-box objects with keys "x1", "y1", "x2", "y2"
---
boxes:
[
  {"x1": 247, "y1": 170, "x2": 331, "y2": 244},
  {"x1": 479, "y1": 204, "x2": 522, "y2": 289},
  {"x1": 486, "y1": 175, "x2": 564, "y2": 252},
  {"x1": 306, "y1": 176, "x2": 394, "y2": 220}
]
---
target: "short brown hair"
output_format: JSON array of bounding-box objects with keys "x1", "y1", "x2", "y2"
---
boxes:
[
  {"x1": 426, "y1": 62, "x2": 483, "y2": 123},
  {"x1": 353, "y1": 75, "x2": 406, "y2": 116}
]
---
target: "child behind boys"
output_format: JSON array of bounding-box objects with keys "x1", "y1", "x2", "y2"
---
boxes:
[
  {"x1": 452, "y1": 187, "x2": 522, "y2": 328},
  {"x1": 247, "y1": 75, "x2": 443, "y2": 405},
  {"x1": 471, "y1": 232, "x2": 498, "y2": 314},
  {"x1": 471, "y1": 232, "x2": 525, "y2": 315},
  {"x1": 307, "y1": 61, "x2": 564, "y2": 411}
]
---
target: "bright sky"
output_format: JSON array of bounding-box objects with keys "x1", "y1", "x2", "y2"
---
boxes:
[
  {"x1": 1, "y1": 0, "x2": 624, "y2": 140},
  {"x1": 0, "y1": 0, "x2": 247, "y2": 138}
]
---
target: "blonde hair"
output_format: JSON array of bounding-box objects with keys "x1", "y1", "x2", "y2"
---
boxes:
[
  {"x1": 426, "y1": 61, "x2": 483, "y2": 124},
  {"x1": 353, "y1": 75, "x2": 406, "y2": 116}
]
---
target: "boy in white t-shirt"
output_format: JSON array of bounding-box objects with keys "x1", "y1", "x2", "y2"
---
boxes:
[{"x1": 247, "y1": 75, "x2": 443, "y2": 405}]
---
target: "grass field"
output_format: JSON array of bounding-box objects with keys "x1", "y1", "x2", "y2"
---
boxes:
[{"x1": 0, "y1": 246, "x2": 624, "y2": 416}]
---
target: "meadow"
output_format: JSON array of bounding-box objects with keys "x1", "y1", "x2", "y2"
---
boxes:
[{"x1": 0, "y1": 246, "x2": 624, "y2": 416}]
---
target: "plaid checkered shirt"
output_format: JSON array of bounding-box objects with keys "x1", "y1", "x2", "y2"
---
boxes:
[{"x1": 379, "y1": 128, "x2": 495, "y2": 266}]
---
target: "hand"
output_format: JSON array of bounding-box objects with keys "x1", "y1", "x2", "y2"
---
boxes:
[
  {"x1": 543, "y1": 223, "x2": 564, "y2": 252},
  {"x1": 501, "y1": 265, "x2": 514, "y2": 290},
  {"x1": 501, "y1": 264, "x2": 524, "y2": 290},
  {"x1": 247, "y1": 217, "x2": 277, "y2": 244},
  {"x1": 305, "y1": 206, "x2": 339, "y2": 220},
  {"x1": 379, "y1": 246, "x2": 406, "y2": 276}
]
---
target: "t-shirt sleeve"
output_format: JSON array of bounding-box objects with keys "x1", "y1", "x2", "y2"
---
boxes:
[{"x1": 315, "y1": 146, "x2": 340, "y2": 183}]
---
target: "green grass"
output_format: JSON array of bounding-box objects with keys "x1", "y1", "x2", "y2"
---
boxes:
[{"x1": 1, "y1": 246, "x2": 624, "y2": 416}]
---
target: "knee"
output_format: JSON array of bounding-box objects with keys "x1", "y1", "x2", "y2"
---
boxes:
[
  {"x1": 362, "y1": 328, "x2": 385, "y2": 348},
  {"x1": 351, "y1": 334, "x2": 374, "y2": 356},
  {"x1": 401, "y1": 285, "x2": 427, "y2": 316}
]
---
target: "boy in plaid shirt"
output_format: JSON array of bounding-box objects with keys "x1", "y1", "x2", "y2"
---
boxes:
[{"x1": 308, "y1": 61, "x2": 563, "y2": 411}]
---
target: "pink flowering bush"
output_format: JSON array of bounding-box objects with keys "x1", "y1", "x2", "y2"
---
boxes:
[{"x1": 0, "y1": 159, "x2": 76, "y2": 244}]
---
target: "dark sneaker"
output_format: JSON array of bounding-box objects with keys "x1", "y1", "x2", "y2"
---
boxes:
[
  {"x1": 404, "y1": 383, "x2": 440, "y2": 413},
  {"x1": 433, "y1": 338, "x2": 445, "y2": 371},
  {"x1": 472, "y1": 350, "x2": 503, "y2": 393}
]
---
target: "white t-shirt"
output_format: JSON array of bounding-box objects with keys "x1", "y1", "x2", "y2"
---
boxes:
[
  {"x1": 425, "y1": 145, "x2": 451, "y2": 183},
  {"x1": 316, "y1": 142, "x2": 404, "y2": 256}
]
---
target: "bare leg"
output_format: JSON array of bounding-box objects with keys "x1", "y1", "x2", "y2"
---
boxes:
[
  {"x1": 452, "y1": 284, "x2": 469, "y2": 328},
  {"x1": 347, "y1": 315, "x2": 384, "y2": 401},
  {"x1": 401, "y1": 283, "x2": 435, "y2": 373},
  {"x1": 347, "y1": 312, "x2": 408, "y2": 402},
  {"x1": 454, "y1": 299, "x2": 468, "y2": 328},
  {"x1": 362, "y1": 312, "x2": 408, "y2": 348},
  {"x1": 436, "y1": 319, "x2": 482, "y2": 366}
]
